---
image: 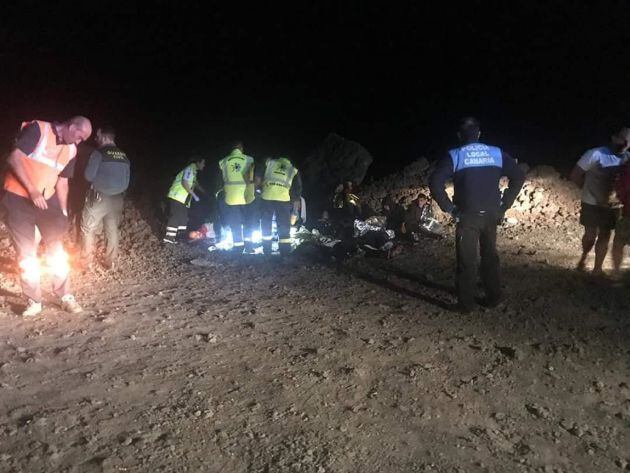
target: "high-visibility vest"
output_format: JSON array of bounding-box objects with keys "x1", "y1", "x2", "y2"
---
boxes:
[
  {"x1": 4, "y1": 120, "x2": 77, "y2": 199},
  {"x1": 218, "y1": 149, "x2": 255, "y2": 206},
  {"x1": 261, "y1": 157, "x2": 297, "y2": 202},
  {"x1": 167, "y1": 163, "x2": 197, "y2": 207}
]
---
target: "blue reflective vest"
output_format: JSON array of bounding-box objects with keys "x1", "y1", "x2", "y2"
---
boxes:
[{"x1": 449, "y1": 143, "x2": 503, "y2": 173}]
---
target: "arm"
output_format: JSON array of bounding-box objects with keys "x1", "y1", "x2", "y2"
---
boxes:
[
  {"x1": 569, "y1": 165, "x2": 585, "y2": 188},
  {"x1": 84, "y1": 150, "x2": 103, "y2": 182},
  {"x1": 195, "y1": 181, "x2": 206, "y2": 194},
  {"x1": 571, "y1": 150, "x2": 595, "y2": 189},
  {"x1": 6, "y1": 149, "x2": 48, "y2": 209},
  {"x1": 428, "y1": 154, "x2": 455, "y2": 213},
  {"x1": 55, "y1": 177, "x2": 69, "y2": 216},
  {"x1": 500, "y1": 152, "x2": 525, "y2": 210}
]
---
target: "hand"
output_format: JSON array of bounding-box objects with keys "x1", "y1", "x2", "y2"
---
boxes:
[
  {"x1": 29, "y1": 190, "x2": 48, "y2": 210},
  {"x1": 449, "y1": 206, "x2": 460, "y2": 221},
  {"x1": 497, "y1": 205, "x2": 506, "y2": 224},
  {"x1": 192, "y1": 193, "x2": 200, "y2": 202}
]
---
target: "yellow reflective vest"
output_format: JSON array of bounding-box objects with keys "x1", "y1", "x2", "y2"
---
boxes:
[
  {"x1": 261, "y1": 157, "x2": 297, "y2": 202},
  {"x1": 219, "y1": 149, "x2": 255, "y2": 205},
  {"x1": 167, "y1": 163, "x2": 197, "y2": 207}
]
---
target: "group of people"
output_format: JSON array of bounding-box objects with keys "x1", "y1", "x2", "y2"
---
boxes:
[
  {"x1": 1, "y1": 115, "x2": 629, "y2": 318},
  {"x1": 428, "y1": 118, "x2": 630, "y2": 313},
  {"x1": 1, "y1": 117, "x2": 130, "y2": 317},
  {"x1": 163, "y1": 141, "x2": 302, "y2": 257}
]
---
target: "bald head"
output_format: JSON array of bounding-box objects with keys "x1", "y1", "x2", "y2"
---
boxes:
[{"x1": 60, "y1": 116, "x2": 92, "y2": 145}]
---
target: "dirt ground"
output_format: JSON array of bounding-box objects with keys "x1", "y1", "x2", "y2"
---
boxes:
[{"x1": 0, "y1": 214, "x2": 629, "y2": 473}]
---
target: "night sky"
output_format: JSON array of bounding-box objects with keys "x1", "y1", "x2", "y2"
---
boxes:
[{"x1": 1, "y1": 1, "x2": 629, "y2": 180}]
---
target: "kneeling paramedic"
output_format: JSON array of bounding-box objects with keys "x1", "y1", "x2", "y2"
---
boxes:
[
  {"x1": 256, "y1": 156, "x2": 302, "y2": 256},
  {"x1": 429, "y1": 117, "x2": 524, "y2": 313},
  {"x1": 2, "y1": 117, "x2": 92, "y2": 317},
  {"x1": 164, "y1": 157, "x2": 206, "y2": 244}
]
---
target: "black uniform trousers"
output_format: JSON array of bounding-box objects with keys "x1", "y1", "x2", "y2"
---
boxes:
[
  {"x1": 223, "y1": 203, "x2": 255, "y2": 249},
  {"x1": 455, "y1": 211, "x2": 501, "y2": 309},
  {"x1": 164, "y1": 198, "x2": 190, "y2": 242},
  {"x1": 261, "y1": 199, "x2": 291, "y2": 256}
]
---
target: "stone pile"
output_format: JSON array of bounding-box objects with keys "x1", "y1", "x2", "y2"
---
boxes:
[{"x1": 360, "y1": 159, "x2": 582, "y2": 227}]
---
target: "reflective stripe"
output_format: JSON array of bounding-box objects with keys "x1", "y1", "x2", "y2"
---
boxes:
[
  {"x1": 27, "y1": 123, "x2": 68, "y2": 171},
  {"x1": 233, "y1": 242, "x2": 244, "y2": 247},
  {"x1": 177, "y1": 226, "x2": 187, "y2": 230},
  {"x1": 279, "y1": 238, "x2": 292, "y2": 243},
  {"x1": 262, "y1": 235, "x2": 273, "y2": 241}
]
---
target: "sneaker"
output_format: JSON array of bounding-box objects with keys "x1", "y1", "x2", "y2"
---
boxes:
[
  {"x1": 61, "y1": 295, "x2": 83, "y2": 314},
  {"x1": 22, "y1": 299, "x2": 43, "y2": 318}
]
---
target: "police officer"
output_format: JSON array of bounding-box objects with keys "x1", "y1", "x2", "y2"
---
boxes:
[
  {"x1": 218, "y1": 142, "x2": 256, "y2": 253},
  {"x1": 429, "y1": 117, "x2": 525, "y2": 313},
  {"x1": 164, "y1": 156, "x2": 206, "y2": 244},
  {"x1": 80, "y1": 126, "x2": 130, "y2": 270},
  {"x1": 257, "y1": 156, "x2": 302, "y2": 256}
]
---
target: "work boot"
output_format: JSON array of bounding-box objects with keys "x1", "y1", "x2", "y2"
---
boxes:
[
  {"x1": 61, "y1": 294, "x2": 83, "y2": 314},
  {"x1": 22, "y1": 299, "x2": 43, "y2": 318}
]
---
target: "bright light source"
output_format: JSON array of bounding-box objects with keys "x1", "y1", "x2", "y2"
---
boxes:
[
  {"x1": 19, "y1": 257, "x2": 40, "y2": 283},
  {"x1": 252, "y1": 230, "x2": 262, "y2": 244},
  {"x1": 47, "y1": 249, "x2": 69, "y2": 278},
  {"x1": 214, "y1": 228, "x2": 234, "y2": 251},
  {"x1": 290, "y1": 227, "x2": 297, "y2": 238}
]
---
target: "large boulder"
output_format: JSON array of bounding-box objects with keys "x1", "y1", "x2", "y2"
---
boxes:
[{"x1": 302, "y1": 133, "x2": 373, "y2": 203}]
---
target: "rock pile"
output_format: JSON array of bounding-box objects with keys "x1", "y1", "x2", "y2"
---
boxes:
[{"x1": 360, "y1": 159, "x2": 582, "y2": 227}]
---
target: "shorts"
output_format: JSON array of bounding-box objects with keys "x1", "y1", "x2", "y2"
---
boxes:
[
  {"x1": 579, "y1": 202, "x2": 616, "y2": 231},
  {"x1": 615, "y1": 216, "x2": 630, "y2": 245}
]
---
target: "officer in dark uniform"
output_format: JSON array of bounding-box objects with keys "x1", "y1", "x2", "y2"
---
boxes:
[{"x1": 429, "y1": 117, "x2": 525, "y2": 312}]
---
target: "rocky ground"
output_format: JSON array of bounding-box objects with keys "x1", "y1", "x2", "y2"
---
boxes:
[{"x1": 0, "y1": 175, "x2": 629, "y2": 472}]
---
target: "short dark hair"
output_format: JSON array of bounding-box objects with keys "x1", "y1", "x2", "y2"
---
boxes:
[
  {"x1": 458, "y1": 116, "x2": 481, "y2": 142},
  {"x1": 187, "y1": 155, "x2": 204, "y2": 165},
  {"x1": 229, "y1": 141, "x2": 244, "y2": 151},
  {"x1": 98, "y1": 126, "x2": 116, "y2": 140}
]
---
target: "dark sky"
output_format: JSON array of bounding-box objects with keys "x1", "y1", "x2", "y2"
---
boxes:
[{"x1": 1, "y1": 1, "x2": 629, "y2": 177}]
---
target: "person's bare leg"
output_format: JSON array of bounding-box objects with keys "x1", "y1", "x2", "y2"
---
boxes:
[
  {"x1": 578, "y1": 226, "x2": 597, "y2": 271},
  {"x1": 593, "y1": 229, "x2": 611, "y2": 274}
]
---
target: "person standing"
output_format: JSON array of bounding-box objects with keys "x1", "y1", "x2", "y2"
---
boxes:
[
  {"x1": 80, "y1": 126, "x2": 130, "y2": 269},
  {"x1": 257, "y1": 156, "x2": 302, "y2": 256},
  {"x1": 2, "y1": 117, "x2": 92, "y2": 317},
  {"x1": 570, "y1": 127, "x2": 630, "y2": 274},
  {"x1": 430, "y1": 117, "x2": 525, "y2": 313},
  {"x1": 217, "y1": 142, "x2": 256, "y2": 253},
  {"x1": 611, "y1": 153, "x2": 630, "y2": 278},
  {"x1": 163, "y1": 156, "x2": 206, "y2": 244}
]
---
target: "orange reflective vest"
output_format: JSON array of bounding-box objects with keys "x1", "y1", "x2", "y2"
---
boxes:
[{"x1": 4, "y1": 120, "x2": 77, "y2": 199}]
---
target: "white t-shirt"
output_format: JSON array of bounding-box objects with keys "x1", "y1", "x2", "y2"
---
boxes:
[{"x1": 576, "y1": 146, "x2": 627, "y2": 206}]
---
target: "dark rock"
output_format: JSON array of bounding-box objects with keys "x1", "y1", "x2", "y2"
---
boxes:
[{"x1": 302, "y1": 133, "x2": 373, "y2": 203}]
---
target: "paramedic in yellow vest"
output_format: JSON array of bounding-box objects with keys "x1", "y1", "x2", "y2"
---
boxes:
[
  {"x1": 256, "y1": 156, "x2": 302, "y2": 256},
  {"x1": 218, "y1": 142, "x2": 256, "y2": 253},
  {"x1": 164, "y1": 156, "x2": 206, "y2": 244},
  {"x1": 2, "y1": 117, "x2": 92, "y2": 317}
]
